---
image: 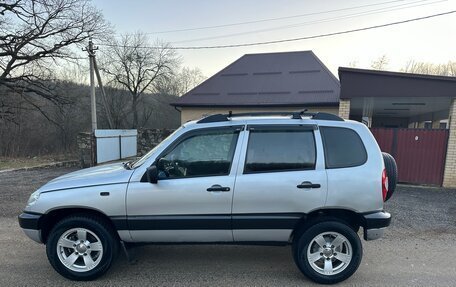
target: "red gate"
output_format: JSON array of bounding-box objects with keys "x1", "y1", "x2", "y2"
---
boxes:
[{"x1": 370, "y1": 128, "x2": 449, "y2": 186}]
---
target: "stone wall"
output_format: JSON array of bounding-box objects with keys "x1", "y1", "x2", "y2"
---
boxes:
[
  {"x1": 77, "y1": 132, "x2": 94, "y2": 168},
  {"x1": 137, "y1": 128, "x2": 175, "y2": 156}
]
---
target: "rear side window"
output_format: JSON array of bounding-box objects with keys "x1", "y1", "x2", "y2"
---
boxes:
[
  {"x1": 244, "y1": 127, "x2": 316, "y2": 173},
  {"x1": 320, "y1": 127, "x2": 367, "y2": 169}
]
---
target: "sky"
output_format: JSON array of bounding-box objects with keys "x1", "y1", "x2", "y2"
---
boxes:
[{"x1": 93, "y1": 0, "x2": 456, "y2": 78}]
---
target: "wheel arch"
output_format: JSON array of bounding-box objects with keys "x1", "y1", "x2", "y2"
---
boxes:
[
  {"x1": 290, "y1": 208, "x2": 364, "y2": 242},
  {"x1": 39, "y1": 207, "x2": 119, "y2": 244}
]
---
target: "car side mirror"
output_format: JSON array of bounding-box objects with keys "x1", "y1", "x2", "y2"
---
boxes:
[{"x1": 146, "y1": 165, "x2": 159, "y2": 184}]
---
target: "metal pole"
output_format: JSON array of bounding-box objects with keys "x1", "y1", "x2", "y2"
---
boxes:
[
  {"x1": 93, "y1": 57, "x2": 114, "y2": 129},
  {"x1": 88, "y1": 39, "x2": 97, "y2": 132}
]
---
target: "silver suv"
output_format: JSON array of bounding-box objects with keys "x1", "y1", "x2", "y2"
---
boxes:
[{"x1": 19, "y1": 111, "x2": 395, "y2": 284}]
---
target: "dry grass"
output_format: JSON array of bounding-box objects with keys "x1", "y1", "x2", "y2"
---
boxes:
[{"x1": 0, "y1": 155, "x2": 76, "y2": 170}]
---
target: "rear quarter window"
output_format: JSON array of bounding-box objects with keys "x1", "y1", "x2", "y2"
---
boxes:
[{"x1": 320, "y1": 126, "x2": 367, "y2": 169}]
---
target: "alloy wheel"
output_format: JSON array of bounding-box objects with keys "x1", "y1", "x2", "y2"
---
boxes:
[
  {"x1": 306, "y1": 231, "x2": 352, "y2": 276},
  {"x1": 56, "y1": 228, "x2": 103, "y2": 272}
]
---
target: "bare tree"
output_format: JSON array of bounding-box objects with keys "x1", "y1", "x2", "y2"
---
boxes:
[
  {"x1": 101, "y1": 32, "x2": 180, "y2": 128},
  {"x1": 347, "y1": 60, "x2": 358, "y2": 68},
  {"x1": 101, "y1": 83, "x2": 130, "y2": 129},
  {"x1": 371, "y1": 55, "x2": 389, "y2": 70},
  {"x1": 0, "y1": 0, "x2": 110, "y2": 123},
  {"x1": 155, "y1": 67, "x2": 206, "y2": 96},
  {"x1": 402, "y1": 60, "x2": 456, "y2": 76}
]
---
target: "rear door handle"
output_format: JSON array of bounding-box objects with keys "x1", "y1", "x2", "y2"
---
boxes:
[
  {"x1": 297, "y1": 181, "x2": 321, "y2": 189},
  {"x1": 207, "y1": 184, "x2": 231, "y2": 192}
]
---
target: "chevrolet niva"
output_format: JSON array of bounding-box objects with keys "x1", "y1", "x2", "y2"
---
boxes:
[{"x1": 19, "y1": 111, "x2": 396, "y2": 284}]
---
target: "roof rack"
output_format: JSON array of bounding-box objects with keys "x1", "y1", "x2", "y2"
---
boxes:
[{"x1": 197, "y1": 110, "x2": 344, "y2": 123}]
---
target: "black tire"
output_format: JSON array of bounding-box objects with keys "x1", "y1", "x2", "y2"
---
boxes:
[
  {"x1": 382, "y1": 152, "x2": 398, "y2": 201},
  {"x1": 292, "y1": 221, "x2": 362, "y2": 284},
  {"x1": 291, "y1": 217, "x2": 359, "y2": 269},
  {"x1": 46, "y1": 215, "x2": 119, "y2": 281}
]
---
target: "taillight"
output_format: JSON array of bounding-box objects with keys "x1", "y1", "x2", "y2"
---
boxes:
[{"x1": 381, "y1": 169, "x2": 388, "y2": 201}]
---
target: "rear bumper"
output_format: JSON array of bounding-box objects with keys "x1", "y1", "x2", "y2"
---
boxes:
[
  {"x1": 362, "y1": 211, "x2": 391, "y2": 241},
  {"x1": 18, "y1": 212, "x2": 43, "y2": 243}
]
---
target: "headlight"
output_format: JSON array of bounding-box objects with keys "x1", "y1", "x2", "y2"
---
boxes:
[{"x1": 27, "y1": 191, "x2": 40, "y2": 206}]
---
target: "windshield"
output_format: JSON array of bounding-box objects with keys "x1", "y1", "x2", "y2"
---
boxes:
[{"x1": 131, "y1": 127, "x2": 183, "y2": 168}]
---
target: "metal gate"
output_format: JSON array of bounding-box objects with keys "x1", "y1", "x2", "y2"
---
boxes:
[
  {"x1": 94, "y1": 129, "x2": 137, "y2": 164},
  {"x1": 370, "y1": 128, "x2": 449, "y2": 186}
]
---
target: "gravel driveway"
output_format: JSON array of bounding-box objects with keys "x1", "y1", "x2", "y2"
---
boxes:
[{"x1": 1, "y1": 167, "x2": 456, "y2": 286}]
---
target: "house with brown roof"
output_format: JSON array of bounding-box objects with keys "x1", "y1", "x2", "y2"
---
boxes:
[
  {"x1": 171, "y1": 50, "x2": 456, "y2": 188},
  {"x1": 171, "y1": 51, "x2": 340, "y2": 123}
]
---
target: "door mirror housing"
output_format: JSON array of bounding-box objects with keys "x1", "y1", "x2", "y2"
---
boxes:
[{"x1": 146, "y1": 165, "x2": 159, "y2": 184}]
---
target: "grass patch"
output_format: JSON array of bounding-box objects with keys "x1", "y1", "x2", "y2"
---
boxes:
[{"x1": 0, "y1": 155, "x2": 76, "y2": 170}]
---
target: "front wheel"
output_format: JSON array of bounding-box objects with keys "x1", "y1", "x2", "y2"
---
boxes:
[
  {"x1": 293, "y1": 221, "x2": 362, "y2": 284},
  {"x1": 46, "y1": 215, "x2": 119, "y2": 281}
]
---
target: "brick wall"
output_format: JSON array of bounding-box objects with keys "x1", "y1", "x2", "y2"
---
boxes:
[
  {"x1": 443, "y1": 98, "x2": 456, "y2": 188},
  {"x1": 338, "y1": 99, "x2": 351, "y2": 119}
]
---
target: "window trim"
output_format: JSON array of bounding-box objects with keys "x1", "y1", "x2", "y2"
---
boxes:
[
  {"x1": 149, "y1": 126, "x2": 243, "y2": 180},
  {"x1": 320, "y1": 126, "x2": 368, "y2": 169},
  {"x1": 247, "y1": 124, "x2": 317, "y2": 131},
  {"x1": 243, "y1": 125, "x2": 317, "y2": 175}
]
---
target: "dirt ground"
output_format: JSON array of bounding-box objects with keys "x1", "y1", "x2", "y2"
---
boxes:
[{"x1": 1, "y1": 167, "x2": 456, "y2": 286}]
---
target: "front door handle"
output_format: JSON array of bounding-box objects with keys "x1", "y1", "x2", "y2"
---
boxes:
[
  {"x1": 297, "y1": 181, "x2": 321, "y2": 189},
  {"x1": 207, "y1": 184, "x2": 231, "y2": 192}
]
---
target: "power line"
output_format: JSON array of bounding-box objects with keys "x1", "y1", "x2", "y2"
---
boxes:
[
  {"x1": 99, "y1": 10, "x2": 456, "y2": 50},
  {"x1": 172, "y1": 0, "x2": 442, "y2": 44},
  {"x1": 141, "y1": 0, "x2": 419, "y2": 34}
]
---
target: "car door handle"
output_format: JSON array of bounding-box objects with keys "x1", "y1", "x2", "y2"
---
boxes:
[
  {"x1": 207, "y1": 185, "x2": 231, "y2": 192},
  {"x1": 297, "y1": 181, "x2": 321, "y2": 189}
]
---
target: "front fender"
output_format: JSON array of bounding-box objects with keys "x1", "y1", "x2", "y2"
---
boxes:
[{"x1": 25, "y1": 183, "x2": 128, "y2": 217}]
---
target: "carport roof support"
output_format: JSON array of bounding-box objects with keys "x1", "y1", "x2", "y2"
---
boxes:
[{"x1": 338, "y1": 67, "x2": 456, "y2": 99}]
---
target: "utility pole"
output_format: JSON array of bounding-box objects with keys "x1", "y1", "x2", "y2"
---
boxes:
[
  {"x1": 83, "y1": 38, "x2": 98, "y2": 131},
  {"x1": 93, "y1": 57, "x2": 114, "y2": 129},
  {"x1": 83, "y1": 38, "x2": 114, "y2": 130}
]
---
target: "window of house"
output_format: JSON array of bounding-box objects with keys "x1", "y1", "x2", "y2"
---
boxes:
[
  {"x1": 320, "y1": 127, "x2": 367, "y2": 169},
  {"x1": 158, "y1": 129, "x2": 239, "y2": 179},
  {"x1": 424, "y1": 121, "x2": 432, "y2": 129},
  {"x1": 244, "y1": 127, "x2": 316, "y2": 173}
]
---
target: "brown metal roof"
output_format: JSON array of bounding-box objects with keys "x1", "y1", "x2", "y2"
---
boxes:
[
  {"x1": 339, "y1": 67, "x2": 456, "y2": 99},
  {"x1": 172, "y1": 51, "x2": 340, "y2": 107}
]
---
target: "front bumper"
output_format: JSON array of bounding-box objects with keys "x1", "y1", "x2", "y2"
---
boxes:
[
  {"x1": 18, "y1": 212, "x2": 43, "y2": 243},
  {"x1": 362, "y1": 211, "x2": 391, "y2": 241}
]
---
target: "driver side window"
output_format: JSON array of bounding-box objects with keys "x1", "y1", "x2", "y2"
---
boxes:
[{"x1": 158, "y1": 129, "x2": 239, "y2": 179}]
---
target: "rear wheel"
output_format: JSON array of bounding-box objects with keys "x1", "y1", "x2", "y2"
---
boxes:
[
  {"x1": 382, "y1": 152, "x2": 398, "y2": 201},
  {"x1": 293, "y1": 221, "x2": 362, "y2": 284},
  {"x1": 46, "y1": 215, "x2": 119, "y2": 281}
]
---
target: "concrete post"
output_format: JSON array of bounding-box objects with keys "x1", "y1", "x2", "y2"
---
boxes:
[
  {"x1": 443, "y1": 98, "x2": 456, "y2": 188},
  {"x1": 88, "y1": 39, "x2": 97, "y2": 132},
  {"x1": 339, "y1": 99, "x2": 351, "y2": 120}
]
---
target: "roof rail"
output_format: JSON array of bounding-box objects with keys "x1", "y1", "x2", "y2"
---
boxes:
[{"x1": 196, "y1": 110, "x2": 343, "y2": 123}]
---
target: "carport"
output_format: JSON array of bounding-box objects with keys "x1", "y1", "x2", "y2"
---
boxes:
[{"x1": 338, "y1": 67, "x2": 456, "y2": 187}]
